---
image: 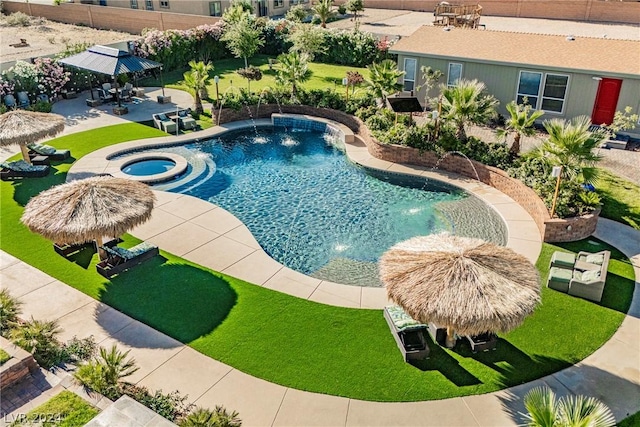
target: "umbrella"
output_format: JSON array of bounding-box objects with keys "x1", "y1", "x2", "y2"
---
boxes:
[
  {"x1": 21, "y1": 175, "x2": 155, "y2": 260},
  {"x1": 379, "y1": 233, "x2": 541, "y2": 348},
  {"x1": 0, "y1": 111, "x2": 65, "y2": 164}
]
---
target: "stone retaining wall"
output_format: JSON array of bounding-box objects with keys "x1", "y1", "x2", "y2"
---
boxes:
[
  {"x1": 0, "y1": 336, "x2": 38, "y2": 391},
  {"x1": 217, "y1": 105, "x2": 600, "y2": 243}
]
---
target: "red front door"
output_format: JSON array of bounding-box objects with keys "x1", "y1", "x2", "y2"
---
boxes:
[{"x1": 591, "y1": 78, "x2": 622, "y2": 125}]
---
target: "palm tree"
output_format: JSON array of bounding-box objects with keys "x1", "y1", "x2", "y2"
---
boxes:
[
  {"x1": 74, "y1": 344, "x2": 138, "y2": 399},
  {"x1": 539, "y1": 115, "x2": 604, "y2": 184},
  {"x1": 523, "y1": 386, "x2": 615, "y2": 427},
  {"x1": 180, "y1": 406, "x2": 242, "y2": 427},
  {"x1": 183, "y1": 60, "x2": 213, "y2": 115},
  {"x1": 497, "y1": 100, "x2": 544, "y2": 155},
  {"x1": 439, "y1": 78, "x2": 498, "y2": 142},
  {"x1": 313, "y1": 0, "x2": 335, "y2": 28},
  {"x1": 0, "y1": 289, "x2": 21, "y2": 336},
  {"x1": 9, "y1": 317, "x2": 61, "y2": 367},
  {"x1": 275, "y1": 51, "x2": 312, "y2": 98},
  {"x1": 365, "y1": 59, "x2": 404, "y2": 103}
]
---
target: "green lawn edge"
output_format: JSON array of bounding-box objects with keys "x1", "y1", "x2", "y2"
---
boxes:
[{"x1": 0, "y1": 123, "x2": 634, "y2": 402}]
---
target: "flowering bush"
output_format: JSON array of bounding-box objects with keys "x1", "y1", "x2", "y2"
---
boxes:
[
  {"x1": 9, "y1": 61, "x2": 38, "y2": 94},
  {"x1": 33, "y1": 57, "x2": 70, "y2": 99},
  {"x1": 0, "y1": 77, "x2": 15, "y2": 98}
]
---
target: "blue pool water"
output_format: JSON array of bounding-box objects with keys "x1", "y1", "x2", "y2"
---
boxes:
[
  {"x1": 122, "y1": 159, "x2": 176, "y2": 176},
  {"x1": 123, "y1": 126, "x2": 507, "y2": 286}
]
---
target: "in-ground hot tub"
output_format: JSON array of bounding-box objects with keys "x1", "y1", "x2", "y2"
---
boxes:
[{"x1": 114, "y1": 153, "x2": 188, "y2": 183}]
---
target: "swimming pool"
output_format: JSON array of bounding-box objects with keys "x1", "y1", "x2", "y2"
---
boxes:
[{"x1": 120, "y1": 125, "x2": 507, "y2": 286}]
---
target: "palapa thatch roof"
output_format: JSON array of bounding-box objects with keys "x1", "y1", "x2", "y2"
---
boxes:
[
  {"x1": 0, "y1": 111, "x2": 65, "y2": 147},
  {"x1": 21, "y1": 176, "x2": 155, "y2": 244},
  {"x1": 379, "y1": 233, "x2": 541, "y2": 336}
]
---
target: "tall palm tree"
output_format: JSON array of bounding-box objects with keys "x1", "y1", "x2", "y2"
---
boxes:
[
  {"x1": 439, "y1": 78, "x2": 498, "y2": 142},
  {"x1": 523, "y1": 386, "x2": 615, "y2": 427},
  {"x1": 313, "y1": 0, "x2": 335, "y2": 28},
  {"x1": 539, "y1": 115, "x2": 604, "y2": 184},
  {"x1": 497, "y1": 100, "x2": 544, "y2": 155},
  {"x1": 183, "y1": 60, "x2": 213, "y2": 115},
  {"x1": 275, "y1": 51, "x2": 312, "y2": 98},
  {"x1": 365, "y1": 59, "x2": 404, "y2": 103}
]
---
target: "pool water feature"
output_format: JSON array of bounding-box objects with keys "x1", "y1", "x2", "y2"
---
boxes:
[
  {"x1": 124, "y1": 126, "x2": 507, "y2": 286},
  {"x1": 122, "y1": 158, "x2": 176, "y2": 176}
]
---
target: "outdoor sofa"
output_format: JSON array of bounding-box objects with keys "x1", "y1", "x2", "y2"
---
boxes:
[
  {"x1": 152, "y1": 113, "x2": 177, "y2": 134},
  {"x1": 383, "y1": 305, "x2": 430, "y2": 362},
  {"x1": 96, "y1": 241, "x2": 159, "y2": 278},
  {"x1": 547, "y1": 250, "x2": 610, "y2": 302},
  {"x1": 28, "y1": 143, "x2": 71, "y2": 161},
  {"x1": 0, "y1": 160, "x2": 50, "y2": 180}
]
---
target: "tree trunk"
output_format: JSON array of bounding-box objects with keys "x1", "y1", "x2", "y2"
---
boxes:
[
  {"x1": 457, "y1": 123, "x2": 467, "y2": 143},
  {"x1": 195, "y1": 93, "x2": 203, "y2": 115},
  {"x1": 510, "y1": 133, "x2": 521, "y2": 155}
]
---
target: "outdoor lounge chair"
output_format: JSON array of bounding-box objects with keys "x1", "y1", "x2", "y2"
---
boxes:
[
  {"x1": 465, "y1": 332, "x2": 497, "y2": 352},
  {"x1": 177, "y1": 109, "x2": 196, "y2": 130},
  {"x1": 54, "y1": 237, "x2": 120, "y2": 258},
  {"x1": 383, "y1": 305, "x2": 430, "y2": 362},
  {"x1": 98, "y1": 89, "x2": 113, "y2": 103},
  {"x1": 96, "y1": 241, "x2": 159, "y2": 278},
  {"x1": 28, "y1": 143, "x2": 71, "y2": 161},
  {"x1": 0, "y1": 160, "x2": 50, "y2": 180},
  {"x1": 155, "y1": 113, "x2": 177, "y2": 134},
  {"x1": 16, "y1": 91, "x2": 30, "y2": 108},
  {"x1": 4, "y1": 94, "x2": 16, "y2": 109}
]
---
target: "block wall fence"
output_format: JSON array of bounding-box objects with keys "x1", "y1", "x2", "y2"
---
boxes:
[
  {"x1": 218, "y1": 105, "x2": 599, "y2": 243},
  {"x1": 0, "y1": 336, "x2": 38, "y2": 392}
]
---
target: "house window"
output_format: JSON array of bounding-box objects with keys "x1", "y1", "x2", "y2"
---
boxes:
[
  {"x1": 516, "y1": 71, "x2": 569, "y2": 113},
  {"x1": 160, "y1": 0, "x2": 169, "y2": 8},
  {"x1": 447, "y1": 63, "x2": 463, "y2": 87},
  {"x1": 209, "y1": 1, "x2": 221, "y2": 15},
  {"x1": 130, "y1": 0, "x2": 138, "y2": 8},
  {"x1": 145, "y1": 0, "x2": 153, "y2": 10},
  {"x1": 403, "y1": 58, "x2": 417, "y2": 92},
  {"x1": 274, "y1": 0, "x2": 283, "y2": 7}
]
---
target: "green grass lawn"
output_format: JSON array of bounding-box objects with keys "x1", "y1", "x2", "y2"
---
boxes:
[
  {"x1": 597, "y1": 168, "x2": 640, "y2": 230},
  {"x1": 141, "y1": 55, "x2": 370, "y2": 101},
  {"x1": 0, "y1": 348, "x2": 10, "y2": 365},
  {"x1": 11, "y1": 391, "x2": 99, "y2": 427},
  {"x1": 0, "y1": 124, "x2": 635, "y2": 402}
]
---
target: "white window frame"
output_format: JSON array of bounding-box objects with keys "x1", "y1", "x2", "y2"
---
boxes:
[
  {"x1": 516, "y1": 70, "x2": 569, "y2": 114},
  {"x1": 403, "y1": 58, "x2": 417, "y2": 92},
  {"x1": 447, "y1": 63, "x2": 463, "y2": 87}
]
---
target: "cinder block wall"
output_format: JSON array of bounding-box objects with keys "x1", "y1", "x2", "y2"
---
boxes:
[{"x1": 0, "y1": 336, "x2": 38, "y2": 392}]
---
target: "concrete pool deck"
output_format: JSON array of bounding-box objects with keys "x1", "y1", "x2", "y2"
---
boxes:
[{"x1": 66, "y1": 115, "x2": 542, "y2": 308}]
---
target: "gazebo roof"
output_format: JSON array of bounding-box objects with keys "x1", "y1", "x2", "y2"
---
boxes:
[{"x1": 59, "y1": 45, "x2": 161, "y2": 76}]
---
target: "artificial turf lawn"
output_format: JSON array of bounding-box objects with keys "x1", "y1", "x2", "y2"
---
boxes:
[
  {"x1": 0, "y1": 124, "x2": 635, "y2": 401},
  {"x1": 596, "y1": 168, "x2": 640, "y2": 230},
  {"x1": 12, "y1": 391, "x2": 99, "y2": 427}
]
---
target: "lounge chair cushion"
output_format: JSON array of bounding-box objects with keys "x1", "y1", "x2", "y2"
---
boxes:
[
  {"x1": 585, "y1": 253, "x2": 605, "y2": 265},
  {"x1": 28, "y1": 143, "x2": 57, "y2": 155},
  {"x1": 551, "y1": 251, "x2": 575, "y2": 268},
  {"x1": 104, "y1": 242, "x2": 158, "y2": 261},
  {"x1": 1, "y1": 160, "x2": 47, "y2": 172},
  {"x1": 574, "y1": 269, "x2": 600, "y2": 282},
  {"x1": 385, "y1": 305, "x2": 426, "y2": 332},
  {"x1": 158, "y1": 113, "x2": 169, "y2": 121},
  {"x1": 549, "y1": 267, "x2": 573, "y2": 283}
]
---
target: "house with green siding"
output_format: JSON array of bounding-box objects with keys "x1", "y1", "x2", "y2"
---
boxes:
[{"x1": 389, "y1": 26, "x2": 640, "y2": 136}]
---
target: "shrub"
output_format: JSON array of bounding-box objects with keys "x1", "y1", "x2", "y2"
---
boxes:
[
  {"x1": 315, "y1": 30, "x2": 388, "y2": 67},
  {"x1": 364, "y1": 109, "x2": 394, "y2": 132},
  {"x1": 123, "y1": 384, "x2": 194, "y2": 423},
  {"x1": 0, "y1": 289, "x2": 21, "y2": 336},
  {"x1": 180, "y1": 406, "x2": 242, "y2": 427},
  {"x1": 74, "y1": 344, "x2": 139, "y2": 400},
  {"x1": 9, "y1": 317, "x2": 62, "y2": 368},
  {"x1": 286, "y1": 5, "x2": 310, "y2": 22},
  {"x1": 0, "y1": 349, "x2": 10, "y2": 365},
  {"x1": 236, "y1": 66, "x2": 263, "y2": 82},
  {"x1": 5, "y1": 11, "x2": 30, "y2": 26},
  {"x1": 28, "y1": 100, "x2": 53, "y2": 113},
  {"x1": 60, "y1": 335, "x2": 98, "y2": 364},
  {"x1": 337, "y1": 4, "x2": 347, "y2": 14}
]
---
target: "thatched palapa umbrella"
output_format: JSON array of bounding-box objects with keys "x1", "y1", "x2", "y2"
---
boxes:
[
  {"x1": 0, "y1": 111, "x2": 65, "y2": 164},
  {"x1": 380, "y1": 233, "x2": 541, "y2": 348},
  {"x1": 21, "y1": 176, "x2": 155, "y2": 260}
]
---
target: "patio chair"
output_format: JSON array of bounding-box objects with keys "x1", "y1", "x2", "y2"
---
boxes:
[
  {"x1": 27, "y1": 143, "x2": 71, "y2": 161},
  {"x1": 383, "y1": 305, "x2": 430, "y2": 362},
  {"x1": 465, "y1": 332, "x2": 497, "y2": 352},
  {"x1": 119, "y1": 87, "x2": 132, "y2": 102},
  {"x1": 98, "y1": 88, "x2": 113, "y2": 103},
  {"x1": 4, "y1": 94, "x2": 17, "y2": 109},
  {"x1": 156, "y1": 113, "x2": 177, "y2": 134},
  {"x1": 16, "y1": 91, "x2": 30, "y2": 108},
  {"x1": 96, "y1": 241, "x2": 159, "y2": 278},
  {"x1": 0, "y1": 160, "x2": 50, "y2": 180},
  {"x1": 177, "y1": 109, "x2": 197, "y2": 130},
  {"x1": 54, "y1": 237, "x2": 120, "y2": 258}
]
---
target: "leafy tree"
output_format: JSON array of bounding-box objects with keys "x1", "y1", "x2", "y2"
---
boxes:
[
  {"x1": 602, "y1": 106, "x2": 639, "y2": 137},
  {"x1": 415, "y1": 65, "x2": 443, "y2": 111},
  {"x1": 287, "y1": 24, "x2": 327, "y2": 60},
  {"x1": 74, "y1": 344, "x2": 139, "y2": 399},
  {"x1": 180, "y1": 406, "x2": 242, "y2": 427},
  {"x1": 313, "y1": 0, "x2": 335, "y2": 28},
  {"x1": 439, "y1": 78, "x2": 498, "y2": 142},
  {"x1": 222, "y1": 1, "x2": 252, "y2": 25},
  {"x1": 286, "y1": 4, "x2": 310, "y2": 22},
  {"x1": 523, "y1": 386, "x2": 615, "y2": 427},
  {"x1": 0, "y1": 289, "x2": 21, "y2": 336},
  {"x1": 497, "y1": 100, "x2": 544, "y2": 155},
  {"x1": 346, "y1": 0, "x2": 364, "y2": 22},
  {"x1": 365, "y1": 59, "x2": 404, "y2": 102},
  {"x1": 538, "y1": 115, "x2": 604, "y2": 184},
  {"x1": 275, "y1": 51, "x2": 312, "y2": 98},
  {"x1": 183, "y1": 60, "x2": 213, "y2": 115},
  {"x1": 9, "y1": 317, "x2": 61, "y2": 368},
  {"x1": 221, "y1": 14, "x2": 264, "y2": 72}
]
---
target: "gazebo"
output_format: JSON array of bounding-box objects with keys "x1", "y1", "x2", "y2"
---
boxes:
[{"x1": 59, "y1": 45, "x2": 163, "y2": 114}]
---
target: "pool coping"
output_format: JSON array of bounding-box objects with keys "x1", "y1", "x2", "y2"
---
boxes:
[{"x1": 68, "y1": 115, "x2": 542, "y2": 309}]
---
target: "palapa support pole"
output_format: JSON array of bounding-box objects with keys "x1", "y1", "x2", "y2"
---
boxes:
[
  {"x1": 20, "y1": 145, "x2": 32, "y2": 165},
  {"x1": 445, "y1": 326, "x2": 457, "y2": 348},
  {"x1": 95, "y1": 236, "x2": 107, "y2": 261}
]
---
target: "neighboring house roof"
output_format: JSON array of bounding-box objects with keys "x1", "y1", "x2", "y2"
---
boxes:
[{"x1": 390, "y1": 26, "x2": 640, "y2": 78}]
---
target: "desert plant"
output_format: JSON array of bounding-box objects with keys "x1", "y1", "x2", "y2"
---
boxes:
[
  {"x1": 74, "y1": 344, "x2": 139, "y2": 399},
  {"x1": 275, "y1": 51, "x2": 312, "y2": 98},
  {"x1": 416, "y1": 66, "x2": 443, "y2": 111},
  {"x1": 439, "y1": 78, "x2": 498, "y2": 142},
  {"x1": 0, "y1": 289, "x2": 22, "y2": 336},
  {"x1": 9, "y1": 317, "x2": 62, "y2": 368},
  {"x1": 6, "y1": 11, "x2": 31, "y2": 26},
  {"x1": 523, "y1": 386, "x2": 615, "y2": 427},
  {"x1": 123, "y1": 384, "x2": 194, "y2": 423},
  {"x1": 313, "y1": 0, "x2": 335, "y2": 28},
  {"x1": 497, "y1": 100, "x2": 544, "y2": 155},
  {"x1": 180, "y1": 406, "x2": 242, "y2": 427},
  {"x1": 365, "y1": 59, "x2": 403, "y2": 101},
  {"x1": 184, "y1": 60, "x2": 213, "y2": 114},
  {"x1": 60, "y1": 335, "x2": 98, "y2": 363}
]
